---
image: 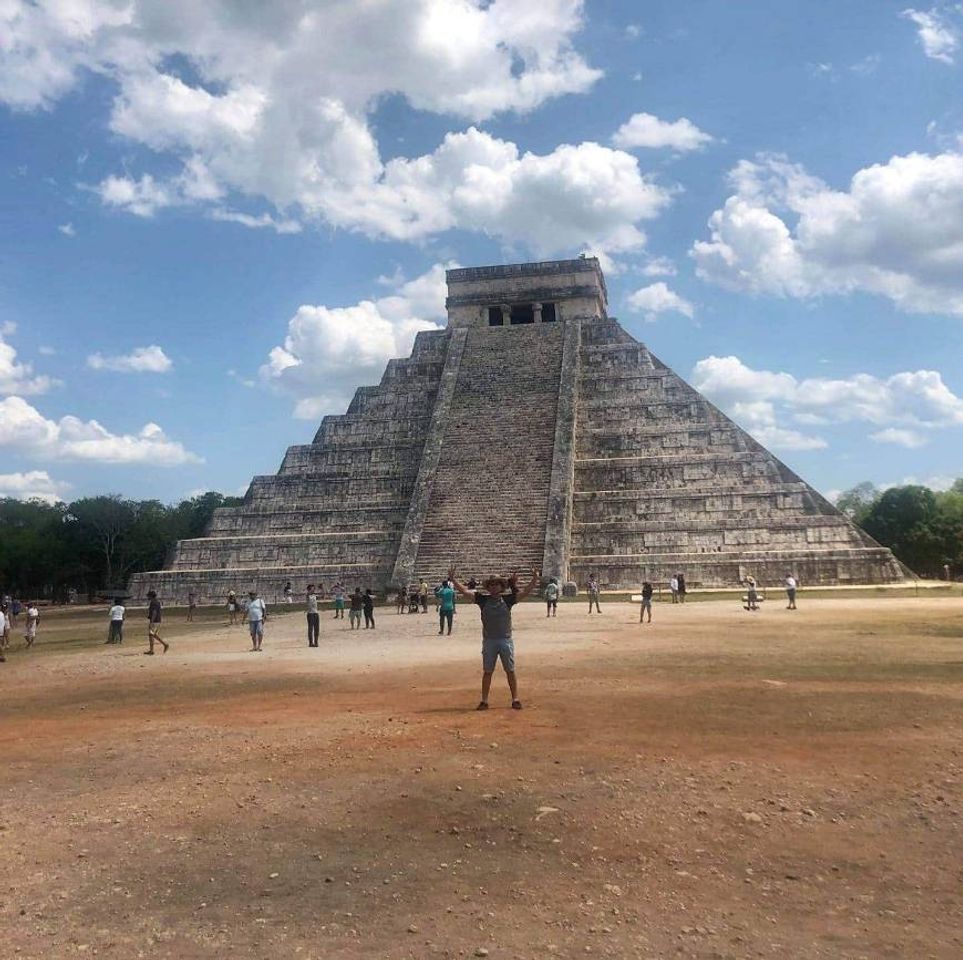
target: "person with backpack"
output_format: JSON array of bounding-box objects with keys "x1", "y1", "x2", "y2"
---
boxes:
[
  {"x1": 544, "y1": 577, "x2": 560, "y2": 617},
  {"x1": 587, "y1": 574, "x2": 601, "y2": 614},
  {"x1": 436, "y1": 579, "x2": 456, "y2": 635},
  {"x1": 639, "y1": 581, "x2": 653, "y2": 624}
]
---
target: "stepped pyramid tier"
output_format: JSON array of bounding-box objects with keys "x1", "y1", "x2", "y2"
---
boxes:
[{"x1": 129, "y1": 258, "x2": 903, "y2": 603}]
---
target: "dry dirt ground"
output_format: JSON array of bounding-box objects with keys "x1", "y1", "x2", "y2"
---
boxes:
[{"x1": 1, "y1": 595, "x2": 962, "y2": 960}]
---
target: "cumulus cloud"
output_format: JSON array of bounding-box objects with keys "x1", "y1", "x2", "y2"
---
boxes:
[
  {"x1": 612, "y1": 112, "x2": 714, "y2": 152},
  {"x1": 0, "y1": 469, "x2": 69, "y2": 504},
  {"x1": 262, "y1": 263, "x2": 451, "y2": 419},
  {"x1": 692, "y1": 151, "x2": 963, "y2": 316},
  {"x1": 641, "y1": 256, "x2": 677, "y2": 277},
  {"x1": 691, "y1": 355, "x2": 963, "y2": 451},
  {"x1": 0, "y1": 2, "x2": 682, "y2": 255},
  {"x1": 870, "y1": 427, "x2": 929, "y2": 448},
  {"x1": 0, "y1": 325, "x2": 57, "y2": 396},
  {"x1": 902, "y1": 8, "x2": 959, "y2": 63},
  {"x1": 626, "y1": 282, "x2": 694, "y2": 320},
  {"x1": 86, "y1": 344, "x2": 173, "y2": 373},
  {"x1": 0, "y1": 396, "x2": 200, "y2": 465}
]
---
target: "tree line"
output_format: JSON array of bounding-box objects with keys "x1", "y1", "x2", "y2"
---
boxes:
[
  {"x1": 0, "y1": 492, "x2": 242, "y2": 601},
  {"x1": 836, "y1": 478, "x2": 963, "y2": 578},
  {"x1": 1, "y1": 479, "x2": 961, "y2": 601}
]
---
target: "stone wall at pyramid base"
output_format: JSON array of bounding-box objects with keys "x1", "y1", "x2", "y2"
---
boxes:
[
  {"x1": 127, "y1": 563, "x2": 388, "y2": 606},
  {"x1": 569, "y1": 547, "x2": 904, "y2": 591}
]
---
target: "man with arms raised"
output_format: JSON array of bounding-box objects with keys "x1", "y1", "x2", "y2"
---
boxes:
[{"x1": 449, "y1": 565, "x2": 540, "y2": 712}]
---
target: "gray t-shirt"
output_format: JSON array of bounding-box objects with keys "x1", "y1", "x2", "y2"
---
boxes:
[
  {"x1": 474, "y1": 590, "x2": 517, "y2": 641},
  {"x1": 306, "y1": 593, "x2": 318, "y2": 613}
]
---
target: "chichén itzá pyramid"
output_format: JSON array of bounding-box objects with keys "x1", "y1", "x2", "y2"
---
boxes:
[{"x1": 129, "y1": 257, "x2": 904, "y2": 601}]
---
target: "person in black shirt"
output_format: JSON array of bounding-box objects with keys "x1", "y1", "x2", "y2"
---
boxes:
[
  {"x1": 145, "y1": 590, "x2": 169, "y2": 654},
  {"x1": 362, "y1": 588, "x2": 375, "y2": 629},
  {"x1": 640, "y1": 581, "x2": 653, "y2": 624}
]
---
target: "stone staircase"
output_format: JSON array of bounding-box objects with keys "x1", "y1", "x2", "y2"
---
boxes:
[
  {"x1": 128, "y1": 330, "x2": 452, "y2": 603},
  {"x1": 410, "y1": 323, "x2": 566, "y2": 584}
]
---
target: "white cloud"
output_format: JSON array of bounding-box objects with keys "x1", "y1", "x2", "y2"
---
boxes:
[
  {"x1": 612, "y1": 112, "x2": 713, "y2": 152},
  {"x1": 691, "y1": 355, "x2": 963, "y2": 451},
  {"x1": 626, "y1": 282, "x2": 694, "y2": 320},
  {"x1": 38, "y1": 346, "x2": 56, "y2": 356},
  {"x1": 86, "y1": 345, "x2": 172, "y2": 373},
  {"x1": 0, "y1": 469, "x2": 69, "y2": 504},
  {"x1": 209, "y1": 209, "x2": 302, "y2": 234},
  {"x1": 641, "y1": 256, "x2": 677, "y2": 277},
  {"x1": 58, "y1": 222, "x2": 76, "y2": 236},
  {"x1": 0, "y1": 326, "x2": 57, "y2": 396},
  {"x1": 870, "y1": 427, "x2": 928, "y2": 448},
  {"x1": 0, "y1": 2, "x2": 680, "y2": 254},
  {"x1": 692, "y1": 151, "x2": 963, "y2": 316},
  {"x1": 0, "y1": 396, "x2": 200, "y2": 465},
  {"x1": 902, "y1": 8, "x2": 959, "y2": 63},
  {"x1": 625, "y1": 24, "x2": 642, "y2": 40},
  {"x1": 262, "y1": 264, "x2": 451, "y2": 419}
]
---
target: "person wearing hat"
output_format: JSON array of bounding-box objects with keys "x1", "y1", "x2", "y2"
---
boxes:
[
  {"x1": 246, "y1": 589, "x2": 267, "y2": 651},
  {"x1": 449, "y1": 565, "x2": 540, "y2": 711}
]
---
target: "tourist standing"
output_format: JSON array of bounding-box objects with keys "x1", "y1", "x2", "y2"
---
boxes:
[
  {"x1": 544, "y1": 577, "x2": 560, "y2": 617},
  {"x1": 247, "y1": 590, "x2": 267, "y2": 651},
  {"x1": 106, "y1": 599, "x2": 125, "y2": 644},
  {"x1": 677, "y1": 573, "x2": 687, "y2": 604},
  {"x1": 450, "y1": 565, "x2": 540, "y2": 711},
  {"x1": 332, "y1": 582, "x2": 346, "y2": 619},
  {"x1": 396, "y1": 587, "x2": 408, "y2": 614},
  {"x1": 363, "y1": 588, "x2": 375, "y2": 629},
  {"x1": 145, "y1": 591, "x2": 168, "y2": 654},
  {"x1": 419, "y1": 579, "x2": 429, "y2": 613},
  {"x1": 436, "y1": 579, "x2": 455, "y2": 635},
  {"x1": 186, "y1": 590, "x2": 197, "y2": 622},
  {"x1": 785, "y1": 573, "x2": 797, "y2": 610},
  {"x1": 640, "y1": 581, "x2": 653, "y2": 623},
  {"x1": 24, "y1": 601, "x2": 40, "y2": 647},
  {"x1": 306, "y1": 584, "x2": 320, "y2": 647},
  {"x1": 669, "y1": 575, "x2": 679, "y2": 603},
  {"x1": 10, "y1": 598, "x2": 21, "y2": 627},
  {"x1": 349, "y1": 588, "x2": 363, "y2": 629},
  {"x1": 283, "y1": 580, "x2": 293, "y2": 603},
  {"x1": 227, "y1": 589, "x2": 238, "y2": 626},
  {"x1": 0, "y1": 603, "x2": 7, "y2": 662},
  {"x1": 587, "y1": 574, "x2": 601, "y2": 614},
  {"x1": 744, "y1": 576, "x2": 759, "y2": 612}
]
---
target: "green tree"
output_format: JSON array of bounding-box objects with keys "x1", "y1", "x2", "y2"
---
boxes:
[{"x1": 836, "y1": 481, "x2": 880, "y2": 524}]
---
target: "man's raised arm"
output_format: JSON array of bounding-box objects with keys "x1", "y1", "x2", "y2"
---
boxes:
[
  {"x1": 516, "y1": 567, "x2": 541, "y2": 601},
  {"x1": 448, "y1": 566, "x2": 475, "y2": 600}
]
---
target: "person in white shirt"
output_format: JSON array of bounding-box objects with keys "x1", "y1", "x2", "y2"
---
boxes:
[
  {"x1": 24, "y1": 602, "x2": 40, "y2": 647},
  {"x1": 107, "y1": 600, "x2": 125, "y2": 644},
  {"x1": 246, "y1": 590, "x2": 267, "y2": 651},
  {"x1": 0, "y1": 605, "x2": 7, "y2": 662},
  {"x1": 669, "y1": 575, "x2": 679, "y2": 604},
  {"x1": 785, "y1": 573, "x2": 798, "y2": 610}
]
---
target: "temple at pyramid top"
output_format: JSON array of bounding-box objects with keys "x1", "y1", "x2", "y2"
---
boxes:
[{"x1": 130, "y1": 257, "x2": 904, "y2": 603}]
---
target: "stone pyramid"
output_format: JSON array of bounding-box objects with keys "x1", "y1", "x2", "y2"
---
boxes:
[{"x1": 130, "y1": 258, "x2": 903, "y2": 603}]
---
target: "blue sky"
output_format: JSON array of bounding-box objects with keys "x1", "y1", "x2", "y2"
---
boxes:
[{"x1": 2, "y1": 0, "x2": 962, "y2": 505}]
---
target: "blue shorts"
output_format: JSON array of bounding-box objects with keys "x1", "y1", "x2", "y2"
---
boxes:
[
  {"x1": 482, "y1": 637, "x2": 515, "y2": 673},
  {"x1": 249, "y1": 620, "x2": 264, "y2": 639}
]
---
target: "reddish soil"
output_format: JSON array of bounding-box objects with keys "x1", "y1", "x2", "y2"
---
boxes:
[{"x1": 1, "y1": 596, "x2": 962, "y2": 959}]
